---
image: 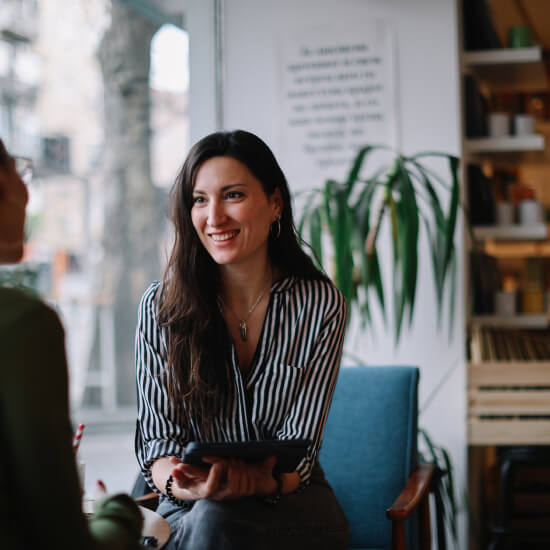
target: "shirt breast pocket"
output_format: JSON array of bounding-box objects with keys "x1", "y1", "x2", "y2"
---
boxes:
[{"x1": 265, "y1": 362, "x2": 306, "y2": 428}]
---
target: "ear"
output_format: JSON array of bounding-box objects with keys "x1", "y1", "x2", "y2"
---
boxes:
[{"x1": 270, "y1": 187, "x2": 283, "y2": 221}]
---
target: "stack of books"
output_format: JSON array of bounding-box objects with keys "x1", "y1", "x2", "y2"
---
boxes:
[{"x1": 470, "y1": 325, "x2": 550, "y2": 362}]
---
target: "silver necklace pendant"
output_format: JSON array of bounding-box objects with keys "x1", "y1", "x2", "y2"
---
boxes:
[{"x1": 239, "y1": 319, "x2": 247, "y2": 341}]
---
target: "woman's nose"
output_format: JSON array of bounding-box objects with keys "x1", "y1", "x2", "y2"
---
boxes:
[{"x1": 207, "y1": 201, "x2": 226, "y2": 226}]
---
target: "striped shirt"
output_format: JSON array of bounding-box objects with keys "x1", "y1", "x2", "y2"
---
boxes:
[{"x1": 135, "y1": 275, "x2": 347, "y2": 490}]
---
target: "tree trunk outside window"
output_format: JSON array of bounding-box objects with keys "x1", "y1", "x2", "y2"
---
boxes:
[{"x1": 97, "y1": 1, "x2": 161, "y2": 406}]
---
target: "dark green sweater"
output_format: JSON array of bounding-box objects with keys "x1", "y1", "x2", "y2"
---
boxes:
[{"x1": 0, "y1": 287, "x2": 142, "y2": 549}]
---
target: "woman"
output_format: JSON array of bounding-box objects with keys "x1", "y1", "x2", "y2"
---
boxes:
[
  {"x1": 135, "y1": 130, "x2": 349, "y2": 549},
  {"x1": 0, "y1": 139, "x2": 143, "y2": 549}
]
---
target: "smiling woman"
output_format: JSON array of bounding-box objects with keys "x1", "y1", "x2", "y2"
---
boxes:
[
  {"x1": 134, "y1": 129, "x2": 350, "y2": 550},
  {"x1": 191, "y1": 156, "x2": 282, "y2": 271}
]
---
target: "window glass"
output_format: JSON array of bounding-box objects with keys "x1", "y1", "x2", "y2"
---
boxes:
[{"x1": 0, "y1": 1, "x2": 188, "y2": 427}]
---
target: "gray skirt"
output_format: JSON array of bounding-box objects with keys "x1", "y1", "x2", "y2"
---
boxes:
[{"x1": 156, "y1": 463, "x2": 349, "y2": 550}]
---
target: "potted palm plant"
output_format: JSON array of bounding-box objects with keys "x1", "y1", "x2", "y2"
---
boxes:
[
  {"x1": 299, "y1": 145, "x2": 462, "y2": 549},
  {"x1": 299, "y1": 145, "x2": 461, "y2": 343}
]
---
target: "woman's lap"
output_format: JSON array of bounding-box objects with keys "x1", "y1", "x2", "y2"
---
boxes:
[{"x1": 157, "y1": 472, "x2": 349, "y2": 550}]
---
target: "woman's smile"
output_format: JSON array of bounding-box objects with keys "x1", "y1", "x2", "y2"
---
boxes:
[{"x1": 210, "y1": 230, "x2": 240, "y2": 243}]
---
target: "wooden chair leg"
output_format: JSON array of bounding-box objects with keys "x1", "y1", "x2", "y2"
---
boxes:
[
  {"x1": 419, "y1": 494, "x2": 431, "y2": 550},
  {"x1": 392, "y1": 519, "x2": 406, "y2": 550}
]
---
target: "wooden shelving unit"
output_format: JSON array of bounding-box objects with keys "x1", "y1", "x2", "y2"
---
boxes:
[
  {"x1": 460, "y1": 7, "x2": 550, "y2": 549},
  {"x1": 484, "y1": 240, "x2": 550, "y2": 258},
  {"x1": 464, "y1": 134, "x2": 545, "y2": 153},
  {"x1": 462, "y1": 46, "x2": 549, "y2": 92},
  {"x1": 473, "y1": 224, "x2": 548, "y2": 240},
  {"x1": 462, "y1": 45, "x2": 550, "y2": 446},
  {"x1": 470, "y1": 314, "x2": 549, "y2": 329},
  {"x1": 468, "y1": 362, "x2": 550, "y2": 445}
]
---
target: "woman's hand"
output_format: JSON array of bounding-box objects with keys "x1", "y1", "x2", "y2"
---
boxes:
[{"x1": 170, "y1": 455, "x2": 277, "y2": 501}]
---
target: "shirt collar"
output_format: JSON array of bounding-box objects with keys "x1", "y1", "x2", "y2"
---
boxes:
[{"x1": 271, "y1": 274, "x2": 297, "y2": 293}]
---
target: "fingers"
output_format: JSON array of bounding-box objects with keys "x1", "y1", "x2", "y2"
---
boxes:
[
  {"x1": 173, "y1": 463, "x2": 209, "y2": 482},
  {"x1": 94, "y1": 480, "x2": 108, "y2": 499},
  {"x1": 226, "y1": 459, "x2": 247, "y2": 495},
  {"x1": 261, "y1": 455, "x2": 277, "y2": 472},
  {"x1": 179, "y1": 457, "x2": 268, "y2": 501},
  {"x1": 203, "y1": 460, "x2": 227, "y2": 498}
]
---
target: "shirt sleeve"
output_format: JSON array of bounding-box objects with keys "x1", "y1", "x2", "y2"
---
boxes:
[
  {"x1": 135, "y1": 282, "x2": 188, "y2": 492},
  {"x1": 277, "y1": 282, "x2": 347, "y2": 483}
]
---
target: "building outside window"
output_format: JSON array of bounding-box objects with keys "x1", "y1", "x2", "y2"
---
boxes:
[{"x1": 0, "y1": 0, "x2": 188, "y2": 492}]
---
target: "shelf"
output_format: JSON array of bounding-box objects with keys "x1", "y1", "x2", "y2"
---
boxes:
[
  {"x1": 468, "y1": 419, "x2": 550, "y2": 445},
  {"x1": 469, "y1": 390, "x2": 550, "y2": 415},
  {"x1": 473, "y1": 224, "x2": 548, "y2": 241},
  {"x1": 469, "y1": 362, "x2": 550, "y2": 384},
  {"x1": 484, "y1": 240, "x2": 550, "y2": 258},
  {"x1": 462, "y1": 47, "x2": 549, "y2": 92},
  {"x1": 471, "y1": 314, "x2": 549, "y2": 329},
  {"x1": 468, "y1": 362, "x2": 550, "y2": 445},
  {"x1": 464, "y1": 134, "x2": 545, "y2": 153}
]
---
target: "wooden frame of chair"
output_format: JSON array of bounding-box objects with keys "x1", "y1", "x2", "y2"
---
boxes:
[{"x1": 386, "y1": 462, "x2": 435, "y2": 550}]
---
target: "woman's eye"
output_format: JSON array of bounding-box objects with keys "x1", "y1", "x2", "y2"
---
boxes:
[
  {"x1": 226, "y1": 191, "x2": 243, "y2": 199},
  {"x1": 192, "y1": 196, "x2": 206, "y2": 205}
]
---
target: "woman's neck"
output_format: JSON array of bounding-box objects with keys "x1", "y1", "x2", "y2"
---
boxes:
[{"x1": 220, "y1": 258, "x2": 274, "y2": 312}]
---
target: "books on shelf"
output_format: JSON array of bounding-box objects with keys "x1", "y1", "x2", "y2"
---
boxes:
[
  {"x1": 464, "y1": 75, "x2": 488, "y2": 138},
  {"x1": 470, "y1": 251, "x2": 501, "y2": 314},
  {"x1": 469, "y1": 326, "x2": 550, "y2": 362},
  {"x1": 468, "y1": 164, "x2": 495, "y2": 225}
]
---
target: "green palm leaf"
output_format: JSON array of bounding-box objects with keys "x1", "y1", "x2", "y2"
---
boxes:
[
  {"x1": 344, "y1": 145, "x2": 376, "y2": 198},
  {"x1": 309, "y1": 206, "x2": 323, "y2": 269},
  {"x1": 297, "y1": 147, "x2": 464, "y2": 345}
]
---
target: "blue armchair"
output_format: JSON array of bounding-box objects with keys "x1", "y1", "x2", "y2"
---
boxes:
[{"x1": 319, "y1": 365, "x2": 434, "y2": 550}]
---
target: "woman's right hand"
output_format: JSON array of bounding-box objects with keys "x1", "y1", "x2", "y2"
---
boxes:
[
  {"x1": 169, "y1": 456, "x2": 228, "y2": 500},
  {"x1": 169, "y1": 455, "x2": 277, "y2": 501}
]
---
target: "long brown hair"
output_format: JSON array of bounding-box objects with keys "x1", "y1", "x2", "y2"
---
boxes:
[{"x1": 158, "y1": 130, "x2": 327, "y2": 432}]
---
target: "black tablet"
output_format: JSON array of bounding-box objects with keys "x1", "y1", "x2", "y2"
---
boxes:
[{"x1": 182, "y1": 439, "x2": 311, "y2": 473}]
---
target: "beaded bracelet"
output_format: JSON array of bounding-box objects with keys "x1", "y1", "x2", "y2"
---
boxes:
[
  {"x1": 263, "y1": 471, "x2": 284, "y2": 505},
  {"x1": 165, "y1": 474, "x2": 186, "y2": 506}
]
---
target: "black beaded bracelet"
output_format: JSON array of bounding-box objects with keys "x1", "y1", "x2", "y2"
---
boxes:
[
  {"x1": 165, "y1": 474, "x2": 185, "y2": 506},
  {"x1": 263, "y1": 472, "x2": 284, "y2": 505}
]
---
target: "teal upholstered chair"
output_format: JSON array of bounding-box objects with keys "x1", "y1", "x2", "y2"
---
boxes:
[{"x1": 319, "y1": 366, "x2": 434, "y2": 550}]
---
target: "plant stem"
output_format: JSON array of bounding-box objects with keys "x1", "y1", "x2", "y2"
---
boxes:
[
  {"x1": 365, "y1": 199, "x2": 386, "y2": 256},
  {"x1": 365, "y1": 160, "x2": 400, "y2": 256}
]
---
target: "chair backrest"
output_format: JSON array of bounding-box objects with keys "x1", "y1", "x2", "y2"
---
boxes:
[{"x1": 319, "y1": 365, "x2": 419, "y2": 550}]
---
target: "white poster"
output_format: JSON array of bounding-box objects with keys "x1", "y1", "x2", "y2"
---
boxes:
[{"x1": 279, "y1": 21, "x2": 396, "y2": 191}]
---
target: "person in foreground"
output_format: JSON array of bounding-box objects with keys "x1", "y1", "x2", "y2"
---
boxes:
[
  {"x1": 135, "y1": 129, "x2": 349, "y2": 549},
  {"x1": 0, "y1": 138, "x2": 143, "y2": 549}
]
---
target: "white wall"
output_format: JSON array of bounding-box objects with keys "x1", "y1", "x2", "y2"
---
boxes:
[{"x1": 186, "y1": 0, "x2": 466, "y2": 547}]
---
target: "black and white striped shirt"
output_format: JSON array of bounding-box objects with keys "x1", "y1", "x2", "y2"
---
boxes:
[{"x1": 135, "y1": 275, "x2": 347, "y2": 489}]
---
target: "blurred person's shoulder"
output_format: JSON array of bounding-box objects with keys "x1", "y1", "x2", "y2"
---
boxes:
[{"x1": 0, "y1": 287, "x2": 62, "y2": 335}]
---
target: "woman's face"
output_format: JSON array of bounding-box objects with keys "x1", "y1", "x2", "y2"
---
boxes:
[
  {"x1": 191, "y1": 156, "x2": 281, "y2": 269},
  {"x1": 0, "y1": 145, "x2": 28, "y2": 264}
]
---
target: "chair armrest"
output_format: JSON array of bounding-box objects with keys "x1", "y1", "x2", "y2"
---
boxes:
[
  {"x1": 134, "y1": 491, "x2": 160, "y2": 511},
  {"x1": 386, "y1": 462, "x2": 435, "y2": 521}
]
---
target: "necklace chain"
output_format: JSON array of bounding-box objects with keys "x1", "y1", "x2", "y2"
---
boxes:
[{"x1": 222, "y1": 272, "x2": 272, "y2": 342}]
